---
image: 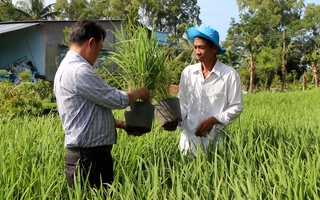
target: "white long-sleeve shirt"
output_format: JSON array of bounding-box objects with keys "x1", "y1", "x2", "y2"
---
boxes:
[{"x1": 178, "y1": 61, "x2": 244, "y2": 155}]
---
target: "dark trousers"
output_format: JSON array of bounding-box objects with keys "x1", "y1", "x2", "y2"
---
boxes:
[{"x1": 65, "y1": 145, "x2": 113, "y2": 190}]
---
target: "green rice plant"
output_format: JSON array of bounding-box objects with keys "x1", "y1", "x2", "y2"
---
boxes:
[
  {"x1": 0, "y1": 115, "x2": 67, "y2": 199},
  {"x1": 106, "y1": 19, "x2": 172, "y2": 102},
  {"x1": 1, "y1": 90, "x2": 319, "y2": 199}
]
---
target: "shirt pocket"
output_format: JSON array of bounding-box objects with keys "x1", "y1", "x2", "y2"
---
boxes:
[{"x1": 205, "y1": 87, "x2": 226, "y2": 106}]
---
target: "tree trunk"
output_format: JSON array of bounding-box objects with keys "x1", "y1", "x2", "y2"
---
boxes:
[
  {"x1": 312, "y1": 61, "x2": 319, "y2": 89},
  {"x1": 265, "y1": 76, "x2": 268, "y2": 90},
  {"x1": 281, "y1": 63, "x2": 286, "y2": 91},
  {"x1": 302, "y1": 71, "x2": 306, "y2": 91},
  {"x1": 249, "y1": 55, "x2": 255, "y2": 93},
  {"x1": 281, "y1": 29, "x2": 287, "y2": 91}
]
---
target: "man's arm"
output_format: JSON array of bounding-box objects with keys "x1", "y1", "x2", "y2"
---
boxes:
[{"x1": 115, "y1": 119, "x2": 144, "y2": 136}]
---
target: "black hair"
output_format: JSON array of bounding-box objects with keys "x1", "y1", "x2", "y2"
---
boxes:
[{"x1": 68, "y1": 20, "x2": 107, "y2": 46}]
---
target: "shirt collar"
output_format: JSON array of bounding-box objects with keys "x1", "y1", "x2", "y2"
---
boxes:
[
  {"x1": 192, "y1": 60, "x2": 222, "y2": 77},
  {"x1": 212, "y1": 60, "x2": 221, "y2": 77},
  {"x1": 66, "y1": 51, "x2": 93, "y2": 69}
]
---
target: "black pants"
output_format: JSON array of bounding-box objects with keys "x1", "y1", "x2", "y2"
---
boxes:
[{"x1": 65, "y1": 145, "x2": 113, "y2": 190}]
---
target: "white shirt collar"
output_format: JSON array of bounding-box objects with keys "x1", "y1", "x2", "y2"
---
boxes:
[{"x1": 191, "y1": 60, "x2": 222, "y2": 77}]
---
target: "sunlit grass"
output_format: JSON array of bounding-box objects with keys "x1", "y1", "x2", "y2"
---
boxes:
[{"x1": 1, "y1": 90, "x2": 319, "y2": 199}]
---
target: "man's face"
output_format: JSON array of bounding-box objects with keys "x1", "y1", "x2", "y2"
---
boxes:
[
  {"x1": 84, "y1": 38, "x2": 103, "y2": 66},
  {"x1": 193, "y1": 37, "x2": 216, "y2": 62},
  {"x1": 91, "y1": 38, "x2": 103, "y2": 64}
]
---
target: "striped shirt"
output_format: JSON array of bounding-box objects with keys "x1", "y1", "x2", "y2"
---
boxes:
[{"x1": 54, "y1": 51, "x2": 129, "y2": 148}]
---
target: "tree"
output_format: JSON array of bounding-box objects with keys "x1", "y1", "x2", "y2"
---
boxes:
[
  {"x1": 299, "y1": 3, "x2": 320, "y2": 89},
  {"x1": 53, "y1": 0, "x2": 201, "y2": 35},
  {"x1": 14, "y1": 0, "x2": 59, "y2": 20},
  {"x1": 224, "y1": 0, "x2": 306, "y2": 90},
  {"x1": 242, "y1": 31, "x2": 263, "y2": 93},
  {"x1": 162, "y1": 22, "x2": 195, "y2": 84},
  {"x1": 255, "y1": 46, "x2": 281, "y2": 89},
  {"x1": 53, "y1": 0, "x2": 69, "y2": 19},
  {"x1": 54, "y1": 0, "x2": 90, "y2": 20},
  {"x1": 0, "y1": 0, "x2": 18, "y2": 21},
  {"x1": 218, "y1": 49, "x2": 241, "y2": 67},
  {"x1": 141, "y1": 0, "x2": 201, "y2": 36}
]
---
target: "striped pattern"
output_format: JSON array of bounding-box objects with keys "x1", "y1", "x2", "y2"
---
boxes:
[{"x1": 54, "y1": 51, "x2": 128, "y2": 148}]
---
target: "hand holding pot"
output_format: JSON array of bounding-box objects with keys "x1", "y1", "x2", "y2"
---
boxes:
[
  {"x1": 137, "y1": 87, "x2": 151, "y2": 101},
  {"x1": 163, "y1": 121, "x2": 178, "y2": 131},
  {"x1": 127, "y1": 87, "x2": 151, "y2": 105},
  {"x1": 115, "y1": 119, "x2": 145, "y2": 136}
]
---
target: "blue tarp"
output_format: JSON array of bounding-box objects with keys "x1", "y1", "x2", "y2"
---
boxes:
[{"x1": 0, "y1": 61, "x2": 39, "y2": 84}]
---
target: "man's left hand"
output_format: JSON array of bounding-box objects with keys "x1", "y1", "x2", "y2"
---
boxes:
[
  {"x1": 115, "y1": 119, "x2": 144, "y2": 136},
  {"x1": 195, "y1": 116, "x2": 218, "y2": 137}
]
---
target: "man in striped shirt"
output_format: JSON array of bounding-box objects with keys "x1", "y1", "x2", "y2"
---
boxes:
[{"x1": 54, "y1": 20, "x2": 150, "y2": 189}]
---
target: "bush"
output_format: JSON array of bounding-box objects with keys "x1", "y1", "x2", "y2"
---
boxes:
[{"x1": 0, "y1": 79, "x2": 54, "y2": 117}]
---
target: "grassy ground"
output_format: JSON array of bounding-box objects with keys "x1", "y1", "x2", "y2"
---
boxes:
[{"x1": 0, "y1": 90, "x2": 319, "y2": 199}]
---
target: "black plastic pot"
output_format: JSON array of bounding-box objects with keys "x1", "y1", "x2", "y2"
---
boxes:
[
  {"x1": 125, "y1": 101, "x2": 155, "y2": 133},
  {"x1": 154, "y1": 97, "x2": 182, "y2": 127}
]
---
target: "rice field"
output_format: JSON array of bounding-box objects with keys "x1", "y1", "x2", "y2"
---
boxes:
[{"x1": 0, "y1": 90, "x2": 319, "y2": 199}]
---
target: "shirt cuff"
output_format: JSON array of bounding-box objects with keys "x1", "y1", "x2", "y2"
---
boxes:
[{"x1": 119, "y1": 90, "x2": 129, "y2": 108}]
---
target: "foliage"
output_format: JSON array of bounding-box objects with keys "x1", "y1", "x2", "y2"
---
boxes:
[
  {"x1": 62, "y1": 26, "x2": 70, "y2": 47},
  {"x1": 14, "y1": 0, "x2": 60, "y2": 20},
  {"x1": 227, "y1": 0, "x2": 304, "y2": 75},
  {"x1": 53, "y1": 0, "x2": 68, "y2": 19},
  {"x1": 163, "y1": 23, "x2": 195, "y2": 85},
  {"x1": 255, "y1": 46, "x2": 281, "y2": 68},
  {"x1": 236, "y1": 67, "x2": 251, "y2": 91},
  {"x1": 218, "y1": 49, "x2": 242, "y2": 67},
  {"x1": 52, "y1": 0, "x2": 202, "y2": 35},
  {"x1": 0, "y1": 0, "x2": 18, "y2": 21},
  {"x1": 166, "y1": 60, "x2": 186, "y2": 85},
  {"x1": 0, "y1": 73, "x2": 54, "y2": 117},
  {"x1": 1, "y1": 0, "x2": 319, "y2": 92},
  {"x1": 95, "y1": 66, "x2": 125, "y2": 89},
  {"x1": 1, "y1": 90, "x2": 320, "y2": 199},
  {"x1": 221, "y1": 0, "x2": 320, "y2": 91},
  {"x1": 141, "y1": 0, "x2": 201, "y2": 36},
  {"x1": 105, "y1": 20, "x2": 172, "y2": 101},
  {"x1": 236, "y1": 66, "x2": 303, "y2": 92}
]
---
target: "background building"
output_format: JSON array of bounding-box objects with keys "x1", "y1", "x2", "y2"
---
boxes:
[{"x1": 0, "y1": 20, "x2": 123, "y2": 83}]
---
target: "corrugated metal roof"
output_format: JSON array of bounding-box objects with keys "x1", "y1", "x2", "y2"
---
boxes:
[{"x1": 0, "y1": 23, "x2": 39, "y2": 34}]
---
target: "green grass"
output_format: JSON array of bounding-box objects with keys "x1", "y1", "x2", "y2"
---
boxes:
[{"x1": 0, "y1": 90, "x2": 319, "y2": 199}]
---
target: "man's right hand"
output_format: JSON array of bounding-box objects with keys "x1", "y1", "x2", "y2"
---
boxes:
[
  {"x1": 137, "y1": 87, "x2": 151, "y2": 101},
  {"x1": 127, "y1": 87, "x2": 151, "y2": 105}
]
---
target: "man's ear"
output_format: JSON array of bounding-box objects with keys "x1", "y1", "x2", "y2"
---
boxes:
[{"x1": 87, "y1": 37, "x2": 95, "y2": 49}]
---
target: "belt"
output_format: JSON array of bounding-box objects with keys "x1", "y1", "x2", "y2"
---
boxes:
[{"x1": 67, "y1": 145, "x2": 113, "y2": 153}]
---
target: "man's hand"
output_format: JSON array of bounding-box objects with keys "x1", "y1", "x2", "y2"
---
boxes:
[
  {"x1": 162, "y1": 121, "x2": 178, "y2": 131},
  {"x1": 127, "y1": 131, "x2": 144, "y2": 136},
  {"x1": 195, "y1": 116, "x2": 219, "y2": 137},
  {"x1": 127, "y1": 87, "x2": 151, "y2": 105},
  {"x1": 137, "y1": 87, "x2": 151, "y2": 101},
  {"x1": 115, "y1": 119, "x2": 145, "y2": 136}
]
